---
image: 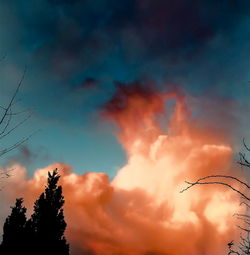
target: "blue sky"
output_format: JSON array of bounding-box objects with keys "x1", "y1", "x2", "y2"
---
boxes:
[{"x1": 0, "y1": 0, "x2": 250, "y2": 177}]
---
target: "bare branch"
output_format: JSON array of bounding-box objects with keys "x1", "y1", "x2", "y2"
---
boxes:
[
  {"x1": 243, "y1": 138, "x2": 250, "y2": 152},
  {"x1": 238, "y1": 152, "x2": 250, "y2": 168},
  {"x1": 181, "y1": 177, "x2": 250, "y2": 201},
  {"x1": 181, "y1": 140, "x2": 250, "y2": 254},
  {"x1": 237, "y1": 225, "x2": 250, "y2": 233},
  {"x1": 240, "y1": 202, "x2": 250, "y2": 210},
  {"x1": 0, "y1": 113, "x2": 31, "y2": 140},
  {"x1": 0, "y1": 66, "x2": 35, "y2": 183},
  {"x1": 0, "y1": 131, "x2": 35, "y2": 158},
  {"x1": 234, "y1": 214, "x2": 250, "y2": 219},
  {"x1": 0, "y1": 66, "x2": 26, "y2": 126},
  {"x1": 181, "y1": 175, "x2": 250, "y2": 190},
  {"x1": 0, "y1": 168, "x2": 14, "y2": 179}
]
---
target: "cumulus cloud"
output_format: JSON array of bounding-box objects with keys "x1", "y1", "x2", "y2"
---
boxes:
[{"x1": 0, "y1": 85, "x2": 244, "y2": 255}]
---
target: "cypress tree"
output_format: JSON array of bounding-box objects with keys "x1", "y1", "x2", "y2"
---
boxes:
[
  {"x1": 0, "y1": 198, "x2": 27, "y2": 254},
  {"x1": 29, "y1": 169, "x2": 69, "y2": 255}
]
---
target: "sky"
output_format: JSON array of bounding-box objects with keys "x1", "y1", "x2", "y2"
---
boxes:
[
  {"x1": 0, "y1": 1, "x2": 250, "y2": 254},
  {"x1": 0, "y1": 0, "x2": 250, "y2": 176}
]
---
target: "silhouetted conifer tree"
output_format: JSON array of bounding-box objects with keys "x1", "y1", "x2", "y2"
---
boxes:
[
  {"x1": 28, "y1": 169, "x2": 69, "y2": 255},
  {"x1": 0, "y1": 198, "x2": 27, "y2": 254}
]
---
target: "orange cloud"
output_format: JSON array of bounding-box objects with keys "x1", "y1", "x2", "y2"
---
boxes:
[{"x1": 0, "y1": 85, "x2": 244, "y2": 255}]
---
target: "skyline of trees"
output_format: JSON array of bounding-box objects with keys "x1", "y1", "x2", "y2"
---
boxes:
[{"x1": 0, "y1": 169, "x2": 69, "y2": 255}]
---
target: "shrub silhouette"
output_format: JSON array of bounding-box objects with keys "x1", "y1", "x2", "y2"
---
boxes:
[{"x1": 0, "y1": 198, "x2": 27, "y2": 254}]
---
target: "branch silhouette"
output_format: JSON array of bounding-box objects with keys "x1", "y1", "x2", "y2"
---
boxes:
[
  {"x1": 181, "y1": 140, "x2": 250, "y2": 255},
  {"x1": 0, "y1": 66, "x2": 34, "y2": 183}
]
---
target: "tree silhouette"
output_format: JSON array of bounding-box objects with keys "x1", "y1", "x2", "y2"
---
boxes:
[
  {"x1": 28, "y1": 169, "x2": 69, "y2": 255},
  {"x1": 0, "y1": 198, "x2": 27, "y2": 254}
]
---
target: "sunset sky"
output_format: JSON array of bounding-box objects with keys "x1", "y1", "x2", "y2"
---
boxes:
[
  {"x1": 0, "y1": 0, "x2": 250, "y2": 175},
  {"x1": 0, "y1": 1, "x2": 250, "y2": 254}
]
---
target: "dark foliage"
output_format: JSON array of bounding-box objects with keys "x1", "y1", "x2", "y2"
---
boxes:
[
  {"x1": 28, "y1": 169, "x2": 69, "y2": 255},
  {"x1": 0, "y1": 169, "x2": 69, "y2": 255},
  {"x1": 0, "y1": 198, "x2": 27, "y2": 254}
]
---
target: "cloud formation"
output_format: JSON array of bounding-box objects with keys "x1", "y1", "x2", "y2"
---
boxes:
[
  {"x1": 0, "y1": 85, "x2": 244, "y2": 255},
  {"x1": 1, "y1": 0, "x2": 250, "y2": 175}
]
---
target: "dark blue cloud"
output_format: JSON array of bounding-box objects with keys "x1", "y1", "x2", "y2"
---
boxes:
[
  {"x1": 0, "y1": 0, "x2": 250, "y2": 174},
  {"x1": 1, "y1": 0, "x2": 247, "y2": 88},
  {"x1": 1, "y1": 0, "x2": 250, "y2": 120},
  {"x1": 23, "y1": 1, "x2": 250, "y2": 95}
]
